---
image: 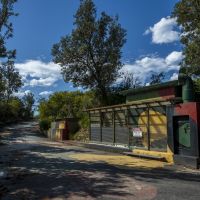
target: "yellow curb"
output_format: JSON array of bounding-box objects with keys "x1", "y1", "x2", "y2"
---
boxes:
[{"x1": 132, "y1": 149, "x2": 174, "y2": 163}]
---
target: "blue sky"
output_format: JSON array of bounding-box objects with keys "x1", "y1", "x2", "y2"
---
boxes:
[{"x1": 6, "y1": 0, "x2": 182, "y2": 99}]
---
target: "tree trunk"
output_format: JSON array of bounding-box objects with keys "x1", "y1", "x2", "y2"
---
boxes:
[{"x1": 97, "y1": 85, "x2": 110, "y2": 106}]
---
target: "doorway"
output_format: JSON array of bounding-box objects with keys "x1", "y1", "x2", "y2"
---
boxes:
[{"x1": 174, "y1": 116, "x2": 191, "y2": 155}]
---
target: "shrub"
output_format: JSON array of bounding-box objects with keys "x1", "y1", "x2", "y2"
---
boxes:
[{"x1": 39, "y1": 119, "x2": 51, "y2": 133}]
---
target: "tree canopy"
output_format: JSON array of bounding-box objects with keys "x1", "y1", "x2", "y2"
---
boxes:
[
  {"x1": 38, "y1": 91, "x2": 97, "y2": 128},
  {"x1": 0, "y1": 0, "x2": 18, "y2": 59},
  {"x1": 52, "y1": 0, "x2": 126, "y2": 105},
  {"x1": 173, "y1": 0, "x2": 200, "y2": 76},
  {"x1": 0, "y1": 0, "x2": 33, "y2": 126}
]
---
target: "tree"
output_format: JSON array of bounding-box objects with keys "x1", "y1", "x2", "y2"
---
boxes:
[
  {"x1": 2, "y1": 60, "x2": 22, "y2": 100},
  {"x1": 22, "y1": 92, "x2": 35, "y2": 119},
  {"x1": 52, "y1": 0, "x2": 126, "y2": 105},
  {"x1": 0, "y1": 0, "x2": 18, "y2": 59},
  {"x1": 0, "y1": 0, "x2": 18, "y2": 97},
  {"x1": 0, "y1": 0, "x2": 24, "y2": 126},
  {"x1": 0, "y1": 0, "x2": 21, "y2": 100},
  {"x1": 149, "y1": 72, "x2": 165, "y2": 85},
  {"x1": 0, "y1": 68, "x2": 5, "y2": 97},
  {"x1": 173, "y1": 0, "x2": 200, "y2": 76},
  {"x1": 119, "y1": 72, "x2": 141, "y2": 90}
]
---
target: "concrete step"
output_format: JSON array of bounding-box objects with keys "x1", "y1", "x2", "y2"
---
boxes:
[{"x1": 123, "y1": 152, "x2": 167, "y2": 162}]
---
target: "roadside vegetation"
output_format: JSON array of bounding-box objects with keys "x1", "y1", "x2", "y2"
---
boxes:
[{"x1": 0, "y1": 0, "x2": 35, "y2": 128}]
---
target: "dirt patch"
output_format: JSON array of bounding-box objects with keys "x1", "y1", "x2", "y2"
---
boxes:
[{"x1": 69, "y1": 153, "x2": 171, "y2": 169}]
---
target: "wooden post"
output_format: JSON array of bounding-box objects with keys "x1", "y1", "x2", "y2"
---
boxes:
[
  {"x1": 100, "y1": 111, "x2": 102, "y2": 142},
  {"x1": 113, "y1": 110, "x2": 116, "y2": 144},
  {"x1": 147, "y1": 105, "x2": 151, "y2": 151},
  {"x1": 89, "y1": 112, "x2": 91, "y2": 141},
  {"x1": 127, "y1": 108, "x2": 130, "y2": 148}
]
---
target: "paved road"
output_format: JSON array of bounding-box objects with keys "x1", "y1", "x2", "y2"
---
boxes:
[{"x1": 0, "y1": 122, "x2": 200, "y2": 200}]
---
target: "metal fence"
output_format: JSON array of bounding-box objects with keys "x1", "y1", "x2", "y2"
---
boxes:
[{"x1": 89, "y1": 103, "x2": 168, "y2": 152}]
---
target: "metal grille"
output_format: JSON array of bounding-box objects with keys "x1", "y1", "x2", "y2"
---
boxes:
[
  {"x1": 89, "y1": 104, "x2": 167, "y2": 151},
  {"x1": 115, "y1": 111, "x2": 129, "y2": 145},
  {"x1": 90, "y1": 112, "x2": 101, "y2": 142}
]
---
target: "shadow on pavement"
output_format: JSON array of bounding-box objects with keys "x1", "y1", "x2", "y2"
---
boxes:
[
  {"x1": 1, "y1": 122, "x2": 200, "y2": 200},
  {"x1": 1, "y1": 143, "x2": 200, "y2": 200}
]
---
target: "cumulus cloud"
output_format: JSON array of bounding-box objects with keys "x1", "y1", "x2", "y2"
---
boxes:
[
  {"x1": 39, "y1": 91, "x2": 53, "y2": 97},
  {"x1": 120, "y1": 51, "x2": 182, "y2": 83},
  {"x1": 29, "y1": 77, "x2": 58, "y2": 87},
  {"x1": 165, "y1": 51, "x2": 183, "y2": 65},
  {"x1": 144, "y1": 16, "x2": 180, "y2": 44},
  {"x1": 14, "y1": 90, "x2": 32, "y2": 98},
  {"x1": 15, "y1": 60, "x2": 61, "y2": 87},
  {"x1": 170, "y1": 72, "x2": 179, "y2": 80}
]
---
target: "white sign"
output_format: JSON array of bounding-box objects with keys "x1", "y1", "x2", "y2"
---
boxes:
[{"x1": 132, "y1": 128, "x2": 143, "y2": 138}]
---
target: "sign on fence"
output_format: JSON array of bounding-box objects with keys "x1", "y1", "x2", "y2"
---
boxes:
[{"x1": 132, "y1": 127, "x2": 143, "y2": 138}]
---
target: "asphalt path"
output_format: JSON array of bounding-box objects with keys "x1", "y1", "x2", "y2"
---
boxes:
[{"x1": 0, "y1": 122, "x2": 200, "y2": 200}]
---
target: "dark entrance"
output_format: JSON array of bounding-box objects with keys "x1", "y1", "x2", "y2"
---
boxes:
[{"x1": 174, "y1": 116, "x2": 191, "y2": 156}]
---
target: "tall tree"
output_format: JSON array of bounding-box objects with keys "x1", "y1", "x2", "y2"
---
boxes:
[
  {"x1": 173, "y1": 0, "x2": 200, "y2": 76},
  {"x1": 23, "y1": 92, "x2": 35, "y2": 119},
  {"x1": 0, "y1": 0, "x2": 17, "y2": 59},
  {"x1": 52, "y1": 0, "x2": 126, "y2": 105},
  {"x1": 2, "y1": 60, "x2": 22, "y2": 100},
  {"x1": 0, "y1": 0, "x2": 19, "y2": 97}
]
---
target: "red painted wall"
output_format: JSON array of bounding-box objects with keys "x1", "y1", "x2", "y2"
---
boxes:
[{"x1": 175, "y1": 102, "x2": 198, "y2": 123}]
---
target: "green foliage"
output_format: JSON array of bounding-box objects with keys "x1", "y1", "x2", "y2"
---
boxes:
[
  {"x1": 193, "y1": 79, "x2": 200, "y2": 100},
  {"x1": 0, "y1": 0, "x2": 29, "y2": 126},
  {"x1": 0, "y1": 0, "x2": 18, "y2": 59},
  {"x1": 39, "y1": 119, "x2": 51, "y2": 133},
  {"x1": 1, "y1": 60, "x2": 23, "y2": 100},
  {"x1": 23, "y1": 92, "x2": 35, "y2": 119},
  {"x1": 194, "y1": 79, "x2": 200, "y2": 92},
  {"x1": 52, "y1": 0, "x2": 126, "y2": 105},
  {"x1": 173, "y1": 0, "x2": 200, "y2": 76},
  {"x1": 0, "y1": 93, "x2": 35, "y2": 125},
  {"x1": 0, "y1": 0, "x2": 19, "y2": 98},
  {"x1": 38, "y1": 91, "x2": 97, "y2": 128}
]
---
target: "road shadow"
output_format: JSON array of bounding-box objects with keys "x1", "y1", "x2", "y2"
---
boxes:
[{"x1": 1, "y1": 142, "x2": 200, "y2": 200}]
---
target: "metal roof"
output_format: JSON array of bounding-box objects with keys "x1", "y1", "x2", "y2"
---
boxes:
[
  {"x1": 120, "y1": 80, "x2": 179, "y2": 96},
  {"x1": 85, "y1": 97, "x2": 179, "y2": 113}
]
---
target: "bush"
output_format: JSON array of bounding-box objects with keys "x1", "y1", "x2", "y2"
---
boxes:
[{"x1": 39, "y1": 119, "x2": 51, "y2": 133}]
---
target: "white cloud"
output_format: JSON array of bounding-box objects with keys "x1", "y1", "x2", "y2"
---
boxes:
[
  {"x1": 39, "y1": 91, "x2": 53, "y2": 97},
  {"x1": 170, "y1": 72, "x2": 179, "y2": 80},
  {"x1": 120, "y1": 51, "x2": 182, "y2": 83},
  {"x1": 144, "y1": 16, "x2": 180, "y2": 44},
  {"x1": 165, "y1": 51, "x2": 183, "y2": 65},
  {"x1": 14, "y1": 90, "x2": 32, "y2": 98},
  {"x1": 15, "y1": 60, "x2": 61, "y2": 87},
  {"x1": 29, "y1": 77, "x2": 58, "y2": 87}
]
